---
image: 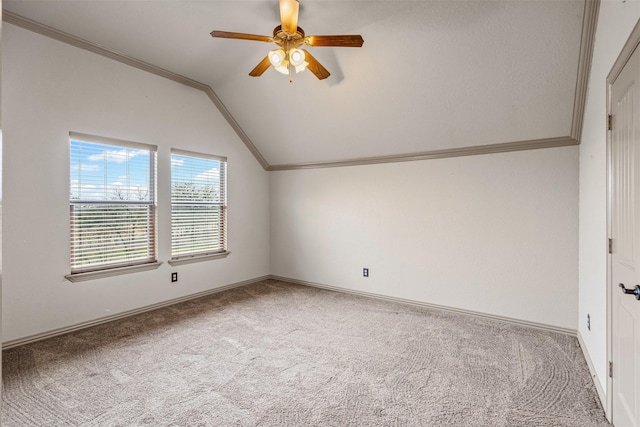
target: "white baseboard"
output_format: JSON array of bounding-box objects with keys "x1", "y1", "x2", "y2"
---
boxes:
[
  {"x1": 3, "y1": 274, "x2": 579, "y2": 350},
  {"x1": 577, "y1": 331, "x2": 607, "y2": 410},
  {"x1": 2, "y1": 275, "x2": 271, "y2": 349},
  {"x1": 270, "y1": 275, "x2": 578, "y2": 336}
]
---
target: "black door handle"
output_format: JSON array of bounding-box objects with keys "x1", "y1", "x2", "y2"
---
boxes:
[{"x1": 619, "y1": 283, "x2": 640, "y2": 300}]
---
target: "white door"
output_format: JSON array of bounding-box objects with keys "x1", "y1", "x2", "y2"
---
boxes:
[{"x1": 611, "y1": 43, "x2": 640, "y2": 427}]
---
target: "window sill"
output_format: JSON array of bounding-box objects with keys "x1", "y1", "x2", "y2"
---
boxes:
[
  {"x1": 65, "y1": 261, "x2": 163, "y2": 283},
  {"x1": 168, "y1": 251, "x2": 231, "y2": 266}
]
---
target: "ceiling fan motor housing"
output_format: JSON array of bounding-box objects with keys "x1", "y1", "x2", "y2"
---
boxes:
[{"x1": 273, "y1": 25, "x2": 306, "y2": 50}]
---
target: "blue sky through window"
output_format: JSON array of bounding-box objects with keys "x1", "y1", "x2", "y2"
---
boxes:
[
  {"x1": 171, "y1": 153, "x2": 222, "y2": 203},
  {"x1": 70, "y1": 140, "x2": 222, "y2": 203},
  {"x1": 70, "y1": 139, "x2": 152, "y2": 202}
]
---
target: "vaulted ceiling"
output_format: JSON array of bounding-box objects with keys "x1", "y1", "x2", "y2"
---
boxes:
[{"x1": 3, "y1": 0, "x2": 595, "y2": 170}]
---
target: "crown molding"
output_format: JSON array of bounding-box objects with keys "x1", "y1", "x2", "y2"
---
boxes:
[
  {"x1": 607, "y1": 12, "x2": 640, "y2": 83},
  {"x1": 202, "y1": 87, "x2": 269, "y2": 169},
  {"x1": 267, "y1": 136, "x2": 578, "y2": 171},
  {"x1": 2, "y1": 12, "x2": 207, "y2": 93},
  {"x1": 571, "y1": 0, "x2": 600, "y2": 141},
  {"x1": 3, "y1": 2, "x2": 599, "y2": 171},
  {"x1": 2, "y1": 10, "x2": 270, "y2": 171}
]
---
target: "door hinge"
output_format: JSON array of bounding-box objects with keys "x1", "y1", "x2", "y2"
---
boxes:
[
  {"x1": 609, "y1": 361, "x2": 613, "y2": 378},
  {"x1": 609, "y1": 238, "x2": 613, "y2": 254},
  {"x1": 608, "y1": 114, "x2": 613, "y2": 131}
]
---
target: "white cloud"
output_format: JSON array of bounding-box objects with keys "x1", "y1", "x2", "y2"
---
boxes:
[
  {"x1": 71, "y1": 164, "x2": 100, "y2": 171},
  {"x1": 195, "y1": 168, "x2": 220, "y2": 182},
  {"x1": 88, "y1": 149, "x2": 144, "y2": 163},
  {"x1": 171, "y1": 158, "x2": 184, "y2": 166}
]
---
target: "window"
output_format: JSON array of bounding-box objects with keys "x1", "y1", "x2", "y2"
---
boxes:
[
  {"x1": 69, "y1": 132, "x2": 157, "y2": 277},
  {"x1": 170, "y1": 150, "x2": 227, "y2": 263}
]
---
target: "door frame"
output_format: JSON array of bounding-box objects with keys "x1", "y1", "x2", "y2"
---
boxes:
[{"x1": 606, "y1": 17, "x2": 640, "y2": 424}]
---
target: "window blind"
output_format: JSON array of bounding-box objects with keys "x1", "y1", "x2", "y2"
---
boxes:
[
  {"x1": 70, "y1": 135, "x2": 157, "y2": 273},
  {"x1": 171, "y1": 150, "x2": 227, "y2": 259}
]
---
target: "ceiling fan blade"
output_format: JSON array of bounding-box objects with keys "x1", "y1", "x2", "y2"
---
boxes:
[
  {"x1": 279, "y1": 0, "x2": 299, "y2": 34},
  {"x1": 249, "y1": 55, "x2": 272, "y2": 77},
  {"x1": 210, "y1": 30, "x2": 273, "y2": 43},
  {"x1": 302, "y1": 49, "x2": 330, "y2": 80},
  {"x1": 306, "y1": 35, "x2": 364, "y2": 48}
]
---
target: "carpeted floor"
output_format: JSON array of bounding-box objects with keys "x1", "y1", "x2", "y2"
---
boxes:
[{"x1": 2, "y1": 279, "x2": 610, "y2": 426}]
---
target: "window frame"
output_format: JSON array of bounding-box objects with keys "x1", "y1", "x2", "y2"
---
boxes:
[
  {"x1": 66, "y1": 132, "x2": 161, "y2": 282},
  {"x1": 168, "y1": 149, "x2": 229, "y2": 266}
]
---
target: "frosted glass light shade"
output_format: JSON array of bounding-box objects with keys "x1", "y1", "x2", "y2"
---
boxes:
[
  {"x1": 289, "y1": 49, "x2": 305, "y2": 66},
  {"x1": 274, "y1": 62, "x2": 290, "y2": 75},
  {"x1": 268, "y1": 49, "x2": 286, "y2": 67},
  {"x1": 294, "y1": 61, "x2": 308, "y2": 73}
]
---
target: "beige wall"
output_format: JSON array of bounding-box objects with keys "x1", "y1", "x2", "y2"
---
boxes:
[
  {"x1": 1, "y1": 24, "x2": 270, "y2": 342},
  {"x1": 271, "y1": 146, "x2": 579, "y2": 330}
]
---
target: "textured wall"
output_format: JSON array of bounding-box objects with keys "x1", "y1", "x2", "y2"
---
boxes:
[
  {"x1": 578, "y1": 0, "x2": 640, "y2": 400},
  {"x1": 271, "y1": 147, "x2": 579, "y2": 330},
  {"x1": 1, "y1": 25, "x2": 270, "y2": 342}
]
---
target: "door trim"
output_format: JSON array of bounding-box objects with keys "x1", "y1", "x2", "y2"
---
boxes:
[{"x1": 606, "y1": 17, "x2": 640, "y2": 424}]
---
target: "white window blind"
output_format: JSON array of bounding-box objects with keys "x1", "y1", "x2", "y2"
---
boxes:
[
  {"x1": 69, "y1": 133, "x2": 157, "y2": 273},
  {"x1": 171, "y1": 150, "x2": 227, "y2": 259}
]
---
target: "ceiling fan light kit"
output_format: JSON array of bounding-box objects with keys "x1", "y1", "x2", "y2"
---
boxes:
[
  {"x1": 289, "y1": 49, "x2": 306, "y2": 67},
  {"x1": 210, "y1": 0, "x2": 363, "y2": 82},
  {"x1": 268, "y1": 48, "x2": 307, "y2": 76},
  {"x1": 269, "y1": 49, "x2": 285, "y2": 66}
]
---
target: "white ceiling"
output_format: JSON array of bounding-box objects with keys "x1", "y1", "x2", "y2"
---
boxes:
[{"x1": 3, "y1": 0, "x2": 587, "y2": 167}]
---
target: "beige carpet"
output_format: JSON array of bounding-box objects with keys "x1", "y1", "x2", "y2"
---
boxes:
[{"x1": 2, "y1": 279, "x2": 609, "y2": 426}]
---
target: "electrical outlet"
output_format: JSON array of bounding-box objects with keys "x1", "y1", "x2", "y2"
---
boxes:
[
  {"x1": 171, "y1": 272, "x2": 178, "y2": 282},
  {"x1": 363, "y1": 268, "x2": 369, "y2": 277},
  {"x1": 587, "y1": 314, "x2": 590, "y2": 331}
]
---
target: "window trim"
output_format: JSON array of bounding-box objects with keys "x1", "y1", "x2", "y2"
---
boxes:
[
  {"x1": 167, "y1": 251, "x2": 230, "y2": 267},
  {"x1": 65, "y1": 261, "x2": 162, "y2": 283},
  {"x1": 67, "y1": 132, "x2": 158, "y2": 280},
  {"x1": 170, "y1": 149, "x2": 228, "y2": 264},
  {"x1": 70, "y1": 132, "x2": 156, "y2": 152},
  {"x1": 171, "y1": 148, "x2": 226, "y2": 163}
]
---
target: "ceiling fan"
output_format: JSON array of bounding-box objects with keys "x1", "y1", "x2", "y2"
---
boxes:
[{"x1": 210, "y1": 0, "x2": 364, "y2": 81}]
